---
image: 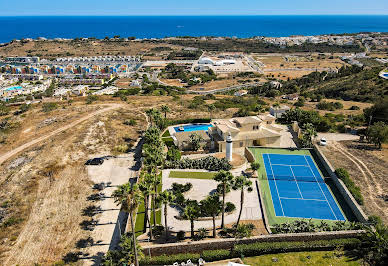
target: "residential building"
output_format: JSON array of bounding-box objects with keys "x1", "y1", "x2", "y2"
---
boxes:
[{"x1": 270, "y1": 105, "x2": 291, "y2": 118}]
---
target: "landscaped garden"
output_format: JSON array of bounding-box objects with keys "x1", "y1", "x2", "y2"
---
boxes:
[{"x1": 169, "y1": 170, "x2": 216, "y2": 179}]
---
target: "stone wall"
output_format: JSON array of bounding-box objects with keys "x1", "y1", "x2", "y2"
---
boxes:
[
  {"x1": 313, "y1": 145, "x2": 368, "y2": 222},
  {"x1": 146, "y1": 230, "x2": 364, "y2": 256},
  {"x1": 244, "y1": 147, "x2": 255, "y2": 163}
]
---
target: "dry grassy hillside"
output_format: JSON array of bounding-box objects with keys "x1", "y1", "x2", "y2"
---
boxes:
[{"x1": 0, "y1": 40, "x2": 180, "y2": 59}]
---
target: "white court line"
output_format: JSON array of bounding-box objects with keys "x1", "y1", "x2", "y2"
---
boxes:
[
  {"x1": 290, "y1": 166, "x2": 304, "y2": 199},
  {"x1": 271, "y1": 163, "x2": 309, "y2": 167},
  {"x1": 304, "y1": 155, "x2": 338, "y2": 220},
  {"x1": 280, "y1": 197, "x2": 327, "y2": 202},
  {"x1": 267, "y1": 154, "x2": 285, "y2": 217}
]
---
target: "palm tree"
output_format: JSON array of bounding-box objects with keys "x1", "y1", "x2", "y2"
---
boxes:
[
  {"x1": 158, "y1": 190, "x2": 176, "y2": 241},
  {"x1": 150, "y1": 172, "x2": 161, "y2": 227},
  {"x1": 183, "y1": 200, "x2": 201, "y2": 239},
  {"x1": 232, "y1": 176, "x2": 253, "y2": 227},
  {"x1": 112, "y1": 183, "x2": 142, "y2": 266},
  {"x1": 214, "y1": 170, "x2": 235, "y2": 229},
  {"x1": 145, "y1": 108, "x2": 155, "y2": 126},
  {"x1": 200, "y1": 194, "x2": 222, "y2": 238},
  {"x1": 160, "y1": 105, "x2": 170, "y2": 119},
  {"x1": 138, "y1": 176, "x2": 153, "y2": 239}
]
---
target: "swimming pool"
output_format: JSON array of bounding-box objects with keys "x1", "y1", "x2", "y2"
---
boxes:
[
  {"x1": 174, "y1": 124, "x2": 213, "y2": 132},
  {"x1": 383, "y1": 73, "x2": 388, "y2": 78},
  {"x1": 5, "y1": 86, "x2": 23, "y2": 91}
]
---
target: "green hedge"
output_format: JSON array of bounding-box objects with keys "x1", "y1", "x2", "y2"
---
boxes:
[
  {"x1": 234, "y1": 238, "x2": 361, "y2": 257},
  {"x1": 140, "y1": 253, "x2": 200, "y2": 266},
  {"x1": 335, "y1": 168, "x2": 364, "y2": 205},
  {"x1": 139, "y1": 238, "x2": 361, "y2": 265}
]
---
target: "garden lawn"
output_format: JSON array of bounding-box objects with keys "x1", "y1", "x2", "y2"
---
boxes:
[
  {"x1": 162, "y1": 130, "x2": 171, "y2": 137},
  {"x1": 169, "y1": 171, "x2": 216, "y2": 179},
  {"x1": 134, "y1": 175, "x2": 162, "y2": 237},
  {"x1": 248, "y1": 147, "x2": 345, "y2": 226},
  {"x1": 242, "y1": 250, "x2": 361, "y2": 266}
]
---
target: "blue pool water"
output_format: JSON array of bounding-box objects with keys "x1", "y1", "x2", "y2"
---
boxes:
[
  {"x1": 174, "y1": 124, "x2": 213, "y2": 132},
  {"x1": 5, "y1": 86, "x2": 23, "y2": 91},
  {"x1": 383, "y1": 73, "x2": 388, "y2": 78}
]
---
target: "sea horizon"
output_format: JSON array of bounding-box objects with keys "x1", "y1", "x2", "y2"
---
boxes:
[{"x1": 0, "y1": 15, "x2": 387, "y2": 43}]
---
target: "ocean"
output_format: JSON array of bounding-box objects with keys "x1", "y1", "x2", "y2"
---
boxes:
[{"x1": 0, "y1": 15, "x2": 387, "y2": 43}]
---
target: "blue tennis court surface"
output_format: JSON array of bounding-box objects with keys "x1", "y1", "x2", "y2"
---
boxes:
[{"x1": 263, "y1": 153, "x2": 345, "y2": 221}]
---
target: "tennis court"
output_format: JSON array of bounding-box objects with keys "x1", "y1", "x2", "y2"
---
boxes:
[{"x1": 263, "y1": 153, "x2": 345, "y2": 221}]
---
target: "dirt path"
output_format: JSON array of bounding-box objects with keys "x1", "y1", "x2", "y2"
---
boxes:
[
  {"x1": 331, "y1": 141, "x2": 387, "y2": 214},
  {"x1": 0, "y1": 104, "x2": 124, "y2": 166}
]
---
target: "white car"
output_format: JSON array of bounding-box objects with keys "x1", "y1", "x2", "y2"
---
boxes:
[{"x1": 319, "y1": 138, "x2": 328, "y2": 146}]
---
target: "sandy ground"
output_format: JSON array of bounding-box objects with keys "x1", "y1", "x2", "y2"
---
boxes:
[
  {"x1": 84, "y1": 153, "x2": 137, "y2": 265},
  {"x1": 161, "y1": 169, "x2": 262, "y2": 232},
  {"x1": 320, "y1": 140, "x2": 388, "y2": 224}
]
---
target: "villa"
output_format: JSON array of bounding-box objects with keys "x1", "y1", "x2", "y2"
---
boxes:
[
  {"x1": 209, "y1": 114, "x2": 283, "y2": 152},
  {"x1": 170, "y1": 114, "x2": 284, "y2": 151}
]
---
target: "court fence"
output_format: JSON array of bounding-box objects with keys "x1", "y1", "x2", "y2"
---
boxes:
[{"x1": 313, "y1": 145, "x2": 368, "y2": 223}]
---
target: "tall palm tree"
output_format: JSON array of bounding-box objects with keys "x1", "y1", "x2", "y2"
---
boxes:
[
  {"x1": 214, "y1": 170, "x2": 235, "y2": 229},
  {"x1": 158, "y1": 190, "x2": 176, "y2": 241},
  {"x1": 160, "y1": 105, "x2": 170, "y2": 119},
  {"x1": 150, "y1": 172, "x2": 161, "y2": 227},
  {"x1": 138, "y1": 175, "x2": 153, "y2": 238},
  {"x1": 112, "y1": 183, "x2": 142, "y2": 266},
  {"x1": 145, "y1": 108, "x2": 155, "y2": 126},
  {"x1": 200, "y1": 194, "x2": 222, "y2": 238},
  {"x1": 232, "y1": 175, "x2": 253, "y2": 227},
  {"x1": 183, "y1": 200, "x2": 201, "y2": 239}
]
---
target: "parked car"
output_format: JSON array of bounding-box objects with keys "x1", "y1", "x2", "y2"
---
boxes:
[
  {"x1": 319, "y1": 138, "x2": 327, "y2": 146},
  {"x1": 85, "y1": 158, "x2": 104, "y2": 165}
]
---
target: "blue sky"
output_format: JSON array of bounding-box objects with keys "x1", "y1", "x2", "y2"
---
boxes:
[{"x1": 0, "y1": 0, "x2": 387, "y2": 16}]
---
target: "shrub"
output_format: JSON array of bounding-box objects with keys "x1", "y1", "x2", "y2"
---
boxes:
[
  {"x1": 140, "y1": 253, "x2": 200, "y2": 266},
  {"x1": 225, "y1": 202, "x2": 236, "y2": 213},
  {"x1": 202, "y1": 249, "x2": 231, "y2": 262},
  {"x1": 42, "y1": 102, "x2": 58, "y2": 112},
  {"x1": 233, "y1": 238, "x2": 361, "y2": 257},
  {"x1": 251, "y1": 162, "x2": 260, "y2": 171},
  {"x1": 166, "y1": 147, "x2": 181, "y2": 161},
  {"x1": 86, "y1": 95, "x2": 98, "y2": 104},
  {"x1": 123, "y1": 119, "x2": 137, "y2": 126},
  {"x1": 114, "y1": 144, "x2": 129, "y2": 153},
  {"x1": 177, "y1": 230, "x2": 185, "y2": 241},
  {"x1": 349, "y1": 105, "x2": 360, "y2": 110},
  {"x1": 165, "y1": 156, "x2": 232, "y2": 171},
  {"x1": 335, "y1": 168, "x2": 364, "y2": 205}
]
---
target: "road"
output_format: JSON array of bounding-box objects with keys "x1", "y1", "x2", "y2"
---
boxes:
[
  {"x1": 187, "y1": 81, "x2": 264, "y2": 95},
  {"x1": 0, "y1": 104, "x2": 124, "y2": 166}
]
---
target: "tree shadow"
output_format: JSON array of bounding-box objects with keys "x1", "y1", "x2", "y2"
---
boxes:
[
  {"x1": 76, "y1": 237, "x2": 95, "y2": 248},
  {"x1": 82, "y1": 205, "x2": 102, "y2": 217},
  {"x1": 80, "y1": 218, "x2": 98, "y2": 231},
  {"x1": 87, "y1": 192, "x2": 108, "y2": 202}
]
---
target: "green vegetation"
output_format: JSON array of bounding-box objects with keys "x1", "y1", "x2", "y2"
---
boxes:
[
  {"x1": 167, "y1": 49, "x2": 202, "y2": 60},
  {"x1": 169, "y1": 171, "x2": 216, "y2": 179},
  {"x1": 367, "y1": 121, "x2": 388, "y2": 149},
  {"x1": 316, "y1": 101, "x2": 344, "y2": 111},
  {"x1": 165, "y1": 156, "x2": 232, "y2": 171},
  {"x1": 335, "y1": 168, "x2": 364, "y2": 205},
  {"x1": 164, "y1": 38, "x2": 362, "y2": 54},
  {"x1": 243, "y1": 250, "x2": 361, "y2": 266},
  {"x1": 272, "y1": 219, "x2": 363, "y2": 234},
  {"x1": 139, "y1": 238, "x2": 361, "y2": 265},
  {"x1": 86, "y1": 94, "x2": 98, "y2": 104},
  {"x1": 313, "y1": 67, "x2": 388, "y2": 102},
  {"x1": 0, "y1": 102, "x2": 9, "y2": 116},
  {"x1": 189, "y1": 132, "x2": 203, "y2": 151},
  {"x1": 42, "y1": 102, "x2": 58, "y2": 112}
]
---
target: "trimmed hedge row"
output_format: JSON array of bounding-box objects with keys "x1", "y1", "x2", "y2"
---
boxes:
[
  {"x1": 335, "y1": 168, "x2": 364, "y2": 205},
  {"x1": 140, "y1": 238, "x2": 361, "y2": 265}
]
